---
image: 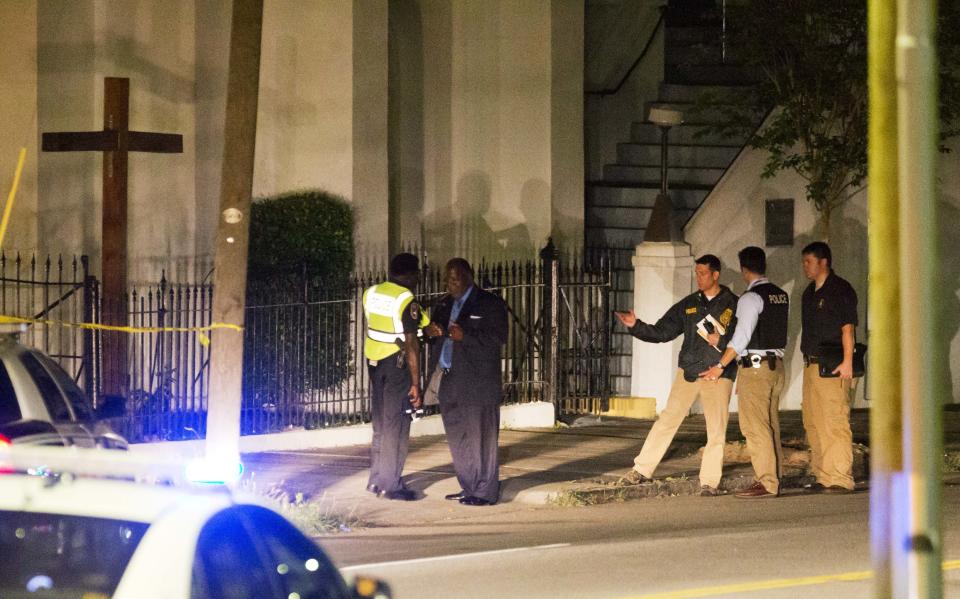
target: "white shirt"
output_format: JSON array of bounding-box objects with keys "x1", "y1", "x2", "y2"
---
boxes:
[{"x1": 727, "y1": 278, "x2": 785, "y2": 357}]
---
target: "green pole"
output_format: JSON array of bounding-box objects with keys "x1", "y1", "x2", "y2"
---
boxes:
[
  {"x1": 896, "y1": 0, "x2": 943, "y2": 595},
  {"x1": 867, "y1": 0, "x2": 900, "y2": 596}
]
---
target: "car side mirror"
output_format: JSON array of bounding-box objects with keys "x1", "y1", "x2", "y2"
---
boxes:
[
  {"x1": 352, "y1": 575, "x2": 392, "y2": 599},
  {"x1": 96, "y1": 394, "x2": 126, "y2": 419}
]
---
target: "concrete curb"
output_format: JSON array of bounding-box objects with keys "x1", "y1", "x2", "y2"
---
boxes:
[{"x1": 129, "y1": 401, "x2": 556, "y2": 459}]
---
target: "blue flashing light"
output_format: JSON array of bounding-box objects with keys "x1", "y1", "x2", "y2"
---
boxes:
[{"x1": 185, "y1": 458, "x2": 244, "y2": 485}]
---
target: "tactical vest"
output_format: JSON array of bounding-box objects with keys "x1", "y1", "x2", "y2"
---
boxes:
[
  {"x1": 746, "y1": 282, "x2": 789, "y2": 350},
  {"x1": 362, "y1": 281, "x2": 429, "y2": 361}
]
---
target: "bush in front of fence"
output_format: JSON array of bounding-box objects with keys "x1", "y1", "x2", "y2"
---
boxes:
[{"x1": 243, "y1": 190, "x2": 355, "y2": 432}]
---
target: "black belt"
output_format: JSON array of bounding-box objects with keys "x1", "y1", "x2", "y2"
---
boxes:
[
  {"x1": 740, "y1": 355, "x2": 781, "y2": 369},
  {"x1": 803, "y1": 355, "x2": 819, "y2": 366}
]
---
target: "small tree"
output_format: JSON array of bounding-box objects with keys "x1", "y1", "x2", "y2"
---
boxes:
[
  {"x1": 243, "y1": 190, "x2": 354, "y2": 430},
  {"x1": 702, "y1": 0, "x2": 960, "y2": 236}
]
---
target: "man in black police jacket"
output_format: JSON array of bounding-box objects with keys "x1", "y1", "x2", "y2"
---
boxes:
[
  {"x1": 615, "y1": 254, "x2": 739, "y2": 496},
  {"x1": 424, "y1": 258, "x2": 508, "y2": 505}
]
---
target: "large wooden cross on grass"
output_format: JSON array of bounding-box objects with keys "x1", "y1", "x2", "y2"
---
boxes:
[{"x1": 42, "y1": 77, "x2": 183, "y2": 397}]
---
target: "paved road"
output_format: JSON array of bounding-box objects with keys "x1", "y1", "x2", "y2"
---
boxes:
[{"x1": 320, "y1": 483, "x2": 960, "y2": 599}]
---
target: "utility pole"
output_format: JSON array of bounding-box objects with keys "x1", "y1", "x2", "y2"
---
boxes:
[
  {"x1": 867, "y1": 0, "x2": 901, "y2": 595},
  {"x1": 896, "y1": 0, "x2": 943, "y2": 595},
  {"x1": 205, "y1": 0, "x2": 263, "y2": 471}
]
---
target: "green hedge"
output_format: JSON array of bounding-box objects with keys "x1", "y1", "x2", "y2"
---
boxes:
[{"x1": 242, "y1": 190, "x2": 354, "y2": 430}]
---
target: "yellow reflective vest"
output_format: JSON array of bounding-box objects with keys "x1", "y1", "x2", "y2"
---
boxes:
[{"x1": 362, "y1": 281, "x2": 429, "y2": 361}]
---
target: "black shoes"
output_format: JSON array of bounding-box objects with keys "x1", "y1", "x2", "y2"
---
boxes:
[
  {"x1": 459, "y1": 495, "x2": 495, "y2": 506},
  {"x1": 382, "y1": 488, "x2": 418, "y2": 501},
  {"x1": 368, "y1": 484, "x2": 418, "y2": 501},
  {"x1": 445, "y1": 491, "x2": 465, "y2": 501}
]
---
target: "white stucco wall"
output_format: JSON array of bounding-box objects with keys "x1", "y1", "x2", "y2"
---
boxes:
[
  {"x1": 0, "y1": 0, "x2": 39, "y2": 254},
  {"x1": 684, "y1": 135, "x2": 960, "y2": 410},
  {"x1": 38, "y1": 0, "x2": 198, "y2": 284},
  {"x1": 391, "y1": 0, "x2": 584, "y2": 265}
]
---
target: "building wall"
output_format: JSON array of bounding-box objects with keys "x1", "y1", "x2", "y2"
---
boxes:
[
  {"x1": 390, "y1": 0, "x2": 584, "y2": 265},
  {"x1": 38, "y1": 0, "x2": 198, "y2": 284},
  {"x1": 684, "y1": 135, "x2": 960, "y2": 410},
  {"x1": 0, "y1": 0, "x2": 39, "y2": 254}
]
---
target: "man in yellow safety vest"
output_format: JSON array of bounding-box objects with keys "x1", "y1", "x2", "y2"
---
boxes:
[{"x1": 362, "y1": 252, "x2": 427, "y2": 500}]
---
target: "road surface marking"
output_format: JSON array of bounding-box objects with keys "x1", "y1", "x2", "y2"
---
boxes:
[
  {"x1": 626, "y1": 559, "x2": 960, "y2": 598},
  {"x1": 340, "y1": 543, "x2": 571, "y2": 572}
]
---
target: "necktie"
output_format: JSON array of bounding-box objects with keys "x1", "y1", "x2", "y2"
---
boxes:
[{"x1": 439, "y1": 297, "x2": 465, "y2": 369}]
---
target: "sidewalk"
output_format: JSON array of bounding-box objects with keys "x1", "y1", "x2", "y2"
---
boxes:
[{"x1": 241, "y1": 407, "x2": 960, "y2": 527}]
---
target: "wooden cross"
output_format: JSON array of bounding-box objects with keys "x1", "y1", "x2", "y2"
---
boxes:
[{"x1": 42, "y1": 77, "x2": 183, "y2": 398}]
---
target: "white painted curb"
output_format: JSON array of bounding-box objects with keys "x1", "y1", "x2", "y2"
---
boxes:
[{"x1": 129, "y1": 401, "x2": 555, "y2": 460}]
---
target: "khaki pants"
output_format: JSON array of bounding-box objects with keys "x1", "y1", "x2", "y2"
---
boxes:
[
  {"x1": 802, "y1": 363, "x2": 854, "y2": 489},
  {"x1": 634, "y1": 369, "x2": 733, "y2": 488},
  {"x1": 737, "y1": 360, "x2": 785, "y2": 494}
]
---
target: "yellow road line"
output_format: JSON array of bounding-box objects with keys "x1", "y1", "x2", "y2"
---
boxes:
[{"x1": 627, "y1": 560, "x2": 960, "y2": 599}]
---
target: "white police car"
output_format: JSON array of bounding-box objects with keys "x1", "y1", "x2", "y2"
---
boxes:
[
  {"x1": 0, "y1": 446, "x2": 390, "y2": 599},
  {"x1": 0, "y1": 325, "x2": 127, "y2": 450}
]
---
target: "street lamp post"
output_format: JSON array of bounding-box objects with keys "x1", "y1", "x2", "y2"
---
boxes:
[{"x1": 645, "y1": 106, "x2": 683, "y2": 242}]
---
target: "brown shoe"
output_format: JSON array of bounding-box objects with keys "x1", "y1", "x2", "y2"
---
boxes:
[
  {"x1": 822, "y1": 485, "x2": 854, "y2": 494},
  {"x1": 699, "y1": 485, "x2": 722, "y2": 497},
  {"x1": 618, "y1": 470, "x2": 652, "y2": 485},
  {"x1": 735, "y1": 481, "x2": 778, "y2": 499}
]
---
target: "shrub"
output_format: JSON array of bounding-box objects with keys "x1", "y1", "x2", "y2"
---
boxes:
[{"x1": 242, "y1": 190, "x2": 354, "y2": 431}]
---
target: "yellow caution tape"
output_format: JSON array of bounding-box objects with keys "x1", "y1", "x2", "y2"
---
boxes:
[
  {"x1": 1, "y1": 148, "x2": 27, "y2": 249},
  {"x1": 0, "y1": 315, "x2": 242, "y2": 347}
]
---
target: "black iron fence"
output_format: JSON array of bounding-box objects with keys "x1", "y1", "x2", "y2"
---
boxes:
[
  {"x1": 0, "y1": 253, "x2": 95, "y2": 392},
  {"x1": 6, "y1": 246, "x2": 613, "y2": 443}
]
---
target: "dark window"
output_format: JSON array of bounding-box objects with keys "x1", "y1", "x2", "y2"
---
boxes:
[
  {"x1": 241, "y1": 506, "x2": 350, "y2": 599},
  {"x1": 19, "y1": 353, "x2": 71, "y2": 422},
  {"x1": 190, "y1": 508, "x2": 282, "y2": 599},
  {"x1": 0, "y1": 510, "x2": 148, "y2": 598},
  {"x1": 33, "y1": 352, "x2": 93, "y2": 421},
  {"x1": 0, "y1": 362, "x2": 22, "y2": 425},
  {"x1": 765, "y1": 199, "x2": 795, "y2": 247}
]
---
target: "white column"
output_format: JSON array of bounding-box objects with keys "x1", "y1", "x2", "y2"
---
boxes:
[{"x1": 631, "y1": 241, "x2": 694, "y2": 412}]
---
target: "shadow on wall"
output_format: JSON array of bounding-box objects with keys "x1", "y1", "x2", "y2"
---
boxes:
[{"x1": 425, "y1": 170, "x2": 545, "y2": 266}]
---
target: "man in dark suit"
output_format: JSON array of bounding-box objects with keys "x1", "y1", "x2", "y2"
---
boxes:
[{"x1": 424, "y1": 258, "x2": 508, "y2": 506}]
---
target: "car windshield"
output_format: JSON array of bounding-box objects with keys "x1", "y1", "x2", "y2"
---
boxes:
[{"x1": 0, "y1": 510, "x2": 148, "y2": 599}]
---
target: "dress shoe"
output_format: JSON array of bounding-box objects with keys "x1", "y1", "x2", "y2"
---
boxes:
[
  {"x1": 735, "y1": 481, "x2": 778, "y2": 499},
  {"x1": 458, "y1": 495, "x2": 495, "y2": 506},
  {"x1": 618, "y1": 470, "x2": 652, "y2": 485},
  {"x1": 821, "y1": 485, "x2": 854, "y2": 494},
  {"x1": 445, "y1": 491, "x2": 466, "y2": 501},
  {"x1": 805, "y1": 482, "x2": 827, "y2": 494},
  {"x1": 699, "y1": 485, "x2": 721, "y2": 497},
  {"x1": 366, "y1": 484, "x2": 384, "y2": 496},
  {"x1": 382, "y1": 488, "x2": 418, "y2": 501}
]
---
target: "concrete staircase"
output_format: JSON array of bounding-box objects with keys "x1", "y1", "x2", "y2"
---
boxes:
[{"x1": 587, "y1": 0, "x2": 764, "y2": 396}]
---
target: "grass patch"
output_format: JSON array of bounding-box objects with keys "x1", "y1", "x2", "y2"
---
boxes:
[
  {"x1": 549, "y1": 486, "x2": 628, "y2": 507},
  {"x1": 945, "y1": 451, "x2": 960, "y2": 473},
  {"x1": 240, "y1": 476, "x2": 367, "y2": 535}
]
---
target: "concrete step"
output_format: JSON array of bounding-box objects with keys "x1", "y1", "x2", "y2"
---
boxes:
[
  {"x1": 657, "y1": 82, "x2": 752, "y2": 103},
  {"x1": 587, "y1": 206, "x2": 653, "y2": 230},
  {"x1": 602, "y1": 164, "x2": 726, "y2": 187},
  {"x1": 665, "y1": 25, "x2": 722, "y2": 46},
  {"x1": 616, "y1": 142, "x2": 740, "y2": 168},
  {"x1": 664, "y1": 43, "x2": 724, "y2": 66},
  {"x1": 586, "y1": 227, "x2": 646, "y2": 249},
  {"x1": 666, "y1": 63, "x2": 762, "y2": 86},
  {"x1": 588, "y1": 184, "x2": 709, "y2": 210},
  {"x1": 630, "y1": 122, "x2": 749, "y2": 146},
  {"x1": 644, "y1": 101, "x2": 764, "y2": 126}
]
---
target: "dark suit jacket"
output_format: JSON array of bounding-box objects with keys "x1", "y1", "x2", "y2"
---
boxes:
[{"x1": 427, "y1": 286, "x2": 508, "y2": 403}]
